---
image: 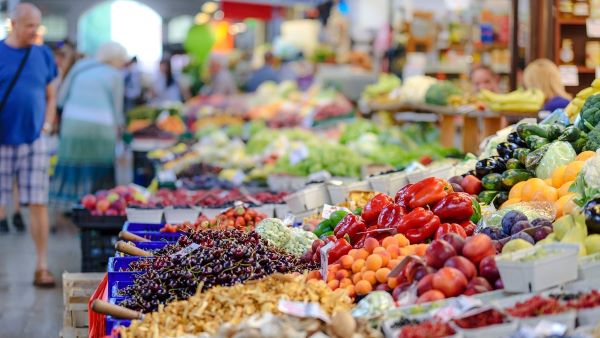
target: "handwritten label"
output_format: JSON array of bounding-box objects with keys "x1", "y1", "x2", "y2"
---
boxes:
[
  {"x1": 587, "y1": 19, "x2": 600, "y2": 38},
  {"x1": 321, "y1": 204, "x2": 351, "y2": 219},
  {"x1": 171, "y1": 243, "x2": 200, "y2": 258},
  {"x1": 320, "y1": 242, "x2": 335, "y2": 282},
  {"x1": 278, "y1": 300, "x2": 330, "y2": 322},
  {"x1": 559, "y1": 65, "x2": 579, "y2": 86}
]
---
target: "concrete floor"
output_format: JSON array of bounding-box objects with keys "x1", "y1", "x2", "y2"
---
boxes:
[{"x1": 0, "y1": 217, "x2": 80, "y2": 338}]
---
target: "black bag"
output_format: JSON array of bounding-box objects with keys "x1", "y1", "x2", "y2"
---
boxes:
[{"x1": 0, "y1": 47, "x2": 31, "y2": 113}]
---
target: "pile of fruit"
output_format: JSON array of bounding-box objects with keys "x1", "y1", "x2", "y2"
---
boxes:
[
  {"x1": 80, "y1": 186, "x2": 148, "y2": 216},
  {"x1": 477, "y1": 88, "x2": 544, "y2": 112},
  {"x1": 159, "y1": 205, "x2": 267, "y2": 233}
]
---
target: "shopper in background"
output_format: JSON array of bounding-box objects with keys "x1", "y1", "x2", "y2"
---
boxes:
[
  {"x1": 470, "y1": 64, "x2": 500, "y2": 93},
  {"x1": 0, "y1": 3, "x2": 58, "y2": 286},
  {"x1": 124, "y1": 56, "x2": 143, "y2": 111},
  {"x1": 50, "y1": 42, "x2": 127, "y2": 214},
  {"x1": 152, "y1": 58, "x2": 186, "y2": 103},
  {"x1": 202, "y1": 55, "x2": 237, "y2": 96},
  {"x1": 523, "y1": 58, "x2": 572, "y2": 111},
  {"x1": 246, "y1": 52, "x2": 280, "y2": 92}
]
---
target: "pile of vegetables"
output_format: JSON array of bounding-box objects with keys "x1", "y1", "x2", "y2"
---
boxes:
[
  {"x1": 425, "y1": 81, "x2": 461, "y2": 106},
  {"x1": 256, "y1": 218, "x2": 318, "y2": 256}
]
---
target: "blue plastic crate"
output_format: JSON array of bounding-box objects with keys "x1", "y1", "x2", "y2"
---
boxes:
[
  {"x1": 107, "y1": 257, "x2": 147, "y2": 292},
  {"x1": 122, "y1": 222, "x2": 164, "y2": 232},
  {"x1": 134, "y1": 241, "x2": 170, "y2": 252},
  {"x1": 108, "y1": 278, "x2": 135, "y2": 299},
  {"x1": 105, "y1": 297, "x2": 132, "y2": 335},
  {"x1": 129, "y1": 231, "x2": 183, "y2": 242}
]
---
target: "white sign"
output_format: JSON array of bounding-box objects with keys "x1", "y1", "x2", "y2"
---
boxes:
[
  {"x1": 171, "y1": 243, "x2": 200, "y2": 258},
  {"x1": 587, "y1": 19, "x2": 600, "y2": 38},
  {"x1": 278, "y1": 300, "x2": 330, "y2": 322},
  {"x1": 559, "y1": 65, "x2": 579, "y2": 86},
  {"x1": 320, "y1": 242, "x2": 335, "y2": 282},
  {"x1": 321, "y1": 204, "x2": 351, "y2": 219}
]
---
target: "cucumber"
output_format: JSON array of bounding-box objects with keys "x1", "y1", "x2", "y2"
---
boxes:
[
  {"x1": 524, "y1": 144, "x2": 550, "y2": 172},
  {"x1": 482, "y1": 173, "x2": 503, "y2": 191},
  {"x1": 512, "y1": 148, "x2": 530, "y2": 165},
  {"x1": 478, "y1": 190, "x2": 499, "y2": 205},
  {"x1": 506, "y1": 158, "x2": 523, "y2": 170},
  {"x1": 547, "y1": 124, "x2": 565, "y2": 140},
  {"x1": 501, "y1": 169, "x2": 533, "y2": 188},
  {"x1": 557, "y1": 126, "x2": 582, "y2": 142},
  {"x1": 517, "y1": 124, "x2": 550, "y2": 140},
  {"x1": 525, "y1": 135, "x2": 549, "y2": 150}
]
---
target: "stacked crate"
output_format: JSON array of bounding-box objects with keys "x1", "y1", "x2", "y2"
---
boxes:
[{"x1": 60, "y1": 272, "x2": 104, "y2": 338}]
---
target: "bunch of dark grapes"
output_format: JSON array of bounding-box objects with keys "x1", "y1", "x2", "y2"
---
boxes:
[{"x1": 119, "y1": 229, "x2": 317, "y2": 313}]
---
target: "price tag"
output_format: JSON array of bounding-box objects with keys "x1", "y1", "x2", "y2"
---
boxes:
[
  {"x1": 171, "y1": 243, "x2": 200, "y2": 258},
  {"x1": 321, "y1": 204, "x2": 351, "y2": 219},
  {"x1": 320, "y1": 242, "x2": 335, "y2": 282},
  {"x1": 587, "y1": 19, "x2": 600, "y2": 38},
  {"x1": 559, "y1": 65, "x2": 579, "y2": 86},
  {"x1": 278, "y1": 300, "x2": 330, "y2": 322},
  {"x1": 289, "y1": 144, "x2": 310, "y2": 165},
  {"x1": 283, "y1": 213, "x2": 295, "y2": 227},
  {"x1": 157, "y1": 170, "x2": 176, "y2": 183}
]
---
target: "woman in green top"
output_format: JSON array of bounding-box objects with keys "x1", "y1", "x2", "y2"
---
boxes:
[{"x1": 50, "y1": 42, "x2": 128, "y2": 211}]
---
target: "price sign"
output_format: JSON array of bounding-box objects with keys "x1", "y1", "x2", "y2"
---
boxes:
[
  {"x1": 278, "y1": 300, "x2": 330, "y2": 322},
  {"x1": 587, "y1": 19, "x2": 600, "y2": 38},
  {"x1": 559, "y1": 65, "x2": 579, "y2": 86},
  {"x1": 320, "y1": 242, "x2": 335, "y2": 282},
  {"x1": 321, "y1": 204, "x2": 351, "y2": 219},
  {"x1": 171, "y1": 243, "x2": 200, "y2": 258}
]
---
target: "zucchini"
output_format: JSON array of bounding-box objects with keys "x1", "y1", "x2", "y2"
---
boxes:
[
  {"x1": 547, "y1": 124, "x2": 565, "y2": 140},
  {"x1": 525, "y1": 135, "x2": 549, "y2": 150},
  {"x1": 478, "y1": 190, "x2": 499, "y2": 205},
  {"x1": 493, "y1": 191, "x2": 509, "y2": 209},
  {"x1": 524, "y1": 144, "x2": 550, "y2": 172},
  {"x1": 512, "y1": 148, "x2": 530, "y2": 165},
  {"x1": 557, "y1": 126, "x2": 582, "y2": 142},
  {"x1": 517, "y1": 124, "x2": 550, "y2": 140},
  {"x1": 506, "y1": 158, "x2": 523, "y2": 170},
  {"x1": 501, "y1": 169, "x2": 533, "y2": 188},
  {"x1": 482, "y1": 173, "x2": 503, "y2": 191}
]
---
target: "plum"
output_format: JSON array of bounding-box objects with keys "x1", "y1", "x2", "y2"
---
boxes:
[
  {"x1": 532, "y1": 225, "x2": 553, "y2": 242},
  {"x1": 501, "y1": 210, "x2": 528, "y2": 236},
  {"x1": 510, "y1": 231, "x2": 535, "y2": 245},
  {"x1": 448, "y1": 176, "x2": 464, "y2": 186},
  {"x1": 480, "y1": 227, "x2": 506, "y2": 240},
  {"x1": 531, "y1": 218, "x2": 553, "y2": 229},
  {"x1": 451, "y1": 183, "x2": 464, "y2": 193},
  {"x1": 510, "y1": 220, "x2": 531, "y2": 235}
]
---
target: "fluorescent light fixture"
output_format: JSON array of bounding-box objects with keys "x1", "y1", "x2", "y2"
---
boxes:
[
  {"x1": 195, "y1": 12, "x2": 211, "y2": 24},
  {"x1": 202, "y1": 1, "x2": 219, "y2": 14}
]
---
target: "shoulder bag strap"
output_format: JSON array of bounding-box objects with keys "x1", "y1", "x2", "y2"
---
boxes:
[{"x1": 0, "y1": 46, "x2": 32, "y2": 113}]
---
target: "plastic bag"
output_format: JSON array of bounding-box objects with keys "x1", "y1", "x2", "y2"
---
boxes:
[
  {"x1": 478, "y1": 201, "x2": 556, "y2": 232},
  {"x1": 352, "y1": 291, "x2": 395, "y2": 319},
  {"x1": 535, "y1": 141, "x2": 576, "y2": 179}
]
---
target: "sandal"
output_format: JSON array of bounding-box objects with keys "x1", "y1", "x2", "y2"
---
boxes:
[{"x1": 33, "y1": 269, "x2": 56, "y2": 288}]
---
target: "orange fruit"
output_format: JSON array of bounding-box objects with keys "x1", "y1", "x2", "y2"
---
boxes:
[
  {"x1": 544, "y1": 178, "x2": 553, "y2": 186},
  {"x1": 388, "y1": 276, "x2": 399, "y2": 289},
  {"x1": 352, "y1": 272, "x2": 363, "y2": 284},
  {"x1": 340, "y1": 255, "x2": 354, "y2": 270},
  {"x1": 576, "y1": 151, "x2": 595, "y2": 161},
  {"x1": 551, "y1": 165, "x2": 567, "y2": 188},
  {"x1": 329, "y1": 264, "x2": 341, "y2": 273},
  {"x1": 373, "y1": 246, "x2": 387, "y2": 254},
  {"x1": 394, "y1": 234, "x2": 410, "y2": 247},
  {"x1": 378, "y1": 252, "x2": 391, "y2": 267},
  {"x1": 355, "y1": 280, "x2": 373, "y2": 295},
  {"x1": 345, "y1": 285, "x2": 356, "y2": 297},
  {"x1": 414, "y1": 244, "x2": 429, "y2": 256},
  {"x1": 355, "y1": 249, "x2": 369, "y2": 260},
  {"x1": 521, "y1": 178, "x2": 546, "y2": 201},
  {"x1": 501, "y1": 198, "x2": 521, "y2": 209},
  {"x1": 555, "y1": 193, "x2": 575, "y2": 218},
  {"x1": 326, "y1": 271, "x2": 336, "y2": 282},
  {"x1": 558, "y1": 181, "x2": 573, "y2": 197},
  {"x1": 509, "y1": 181, "x2": 526, "y2": 200},
  {"x1": 348, "y1": 249, "x2": 359, "y2": 258},
  {"x1": 564, "y1": 161, "x2": 584, "y2": 182},
  {"x1": 388, "y1": 258, "x2": 401, "y2": 269},
  {"x1": 335, "y1": 269, "x2": 350, "y2": 280},
  {"x1": 366, "y1": 254, "x2": 383, "y2": 271},
  {"x1": 386, "y1": 244, "x2": 400, "y2": 259},
  {"x1": 382, "y1": 236, "x2": 399, "y2": 249},
  {"x1": 364, "y1": 238, "x2": 379, "y2": 254},
  {"x1": 352, "y1": 259, "x2": 365, "y2": 274},
  {"x1": 307, "y1": 270, "x2": 321, "y2": 280},
  {"x1": 339, "y1": 278, "x2": 353, "y2": 288},
  {"x1": 327, "y1": 279, "x2": 339, "y2": 290},
  {"x1": 362, "y1": 270, "x2": 377, "y2": 285},
  {"x1": 375, "y1": 268, "x2": 391, "y2": 283}
]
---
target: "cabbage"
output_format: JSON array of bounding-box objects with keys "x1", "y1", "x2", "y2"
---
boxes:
[
  {"x1": 256, "y1": 218, "x2": 290, "y2": 247},
  {"x1": 535, "y1": 141, "x2": 576, "y2": 179}
]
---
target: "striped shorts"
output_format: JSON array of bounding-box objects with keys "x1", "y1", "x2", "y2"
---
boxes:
[{"x1": 0, "y1": 137, "x2": 49, "y2": 206}]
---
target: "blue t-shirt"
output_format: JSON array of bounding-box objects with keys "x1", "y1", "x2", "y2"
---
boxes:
[
  {"x1": 543, "y1": 96, "x2": 570, "y2": 112},
  {"x1": 0, "y1": 40, "x2": 58, "y2": 145}
]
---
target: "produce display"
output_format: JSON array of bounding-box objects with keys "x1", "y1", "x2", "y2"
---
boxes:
[
  {"x1": 477, "y1": 88, "x2": 544, "y2": 113},
  {"x1": 126, "y1": 104, "x2": 186, "y2": 136},
  {"x1": 256, "y1": 218, "x2": 318, "y2": 256},
  {"x1": 564, "y1": 79, "x2": 600, "y2": 121},
  {"x1": 80, "y1": 185, "x2": 148, "y2": 216}
]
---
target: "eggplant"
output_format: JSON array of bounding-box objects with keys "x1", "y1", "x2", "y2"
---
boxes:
[
  {"x1": 497, "y1": 142, "x2": 519, "y2": 159},
  {"x1": 475, "y1": 158, "x2": 502, "y2": 178},
  {"x1": 584, "y1": 198, "x2": 600, "y2": 234},
  {"x1": 507, "y1": 132, "x2": 527, "y2": 147},
  {"x1": 489, "y1": 156, "x2": 507, "y2": 172}
]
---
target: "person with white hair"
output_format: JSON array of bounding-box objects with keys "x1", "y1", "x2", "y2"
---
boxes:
[
  {"x1": 0, "y1": 3, "x2": 58, "y2": 286},
  {"x1": 49, "y1": 42, "x2": 128, "y2": 215}
]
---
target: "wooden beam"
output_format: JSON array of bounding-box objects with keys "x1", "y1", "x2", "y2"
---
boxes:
[{"x1": 509, "y1": 0, "x2": 519, "y2": 91}]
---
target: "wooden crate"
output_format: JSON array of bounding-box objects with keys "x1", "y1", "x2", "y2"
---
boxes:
[{"x1": 62, "y1": 272, "x2": 104, "y2": 338}]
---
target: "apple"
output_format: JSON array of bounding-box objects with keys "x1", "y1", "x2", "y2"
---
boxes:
[
  {"x1": 462, "y1": 234, "x2": 495, "y2": 265},
  {"x1": 106, "y1": 192, "x2": 120, "y2": 203},
  {"x1": 465, "y1": 277, "x2": 493, "y2": 295},
  {"x1": 432, "y1": 267, "x2": 468, "y2": 297},
  {"x1": 479, "y1": 256, "x2": 500, "y2": 284},
  {"x1": 105, "y1": 209, "x2": 118, "y2": 216},
  {"x1": 440, "y1": 233, "x2": 465, "y2": 255},
  {"x1": 416, "y1": 290, "x2": 445, "y2": 304},
  {"x1": 81, "y1": 194, "x2": 96, "y2": 210},
  {"x1": 425, "y1": 240, "x2": 457, "y2": 269},
  {"x1": 96, "y1": 199, "x2": 110, "y2": 213},
  {"x1": 417, "y1": 274, "x2": 434, "y2": 296},
  {"x1": 95, "y1": 190, "x2": 108, "y2": 199},
  {"x1": 444, "y1": 256, "x2": 477, "y2": 280},
  {"x1": 113, "y1": 185, "x2": 128, "y2": 195}
]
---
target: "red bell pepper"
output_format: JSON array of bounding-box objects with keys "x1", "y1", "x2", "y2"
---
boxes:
[
  {"x1": 432, "y1": 192, "x2": 474, "y2": 222},
  {"x1": 334, "y1": 213, "x2": 366, "y2": 243},
  {"x1": 396, "y1": 207, "x2": 433, "y2": 233},
  {"x1": 312, "y1": 236, "x2": 336, "y2": 262},
  {"x1": 408, "y1": 177, "x2": 452, "y2": 209},
  {"x1": 404, "y1": 214, "x2": 441, "y2": 244},
  {"x1": 460, "y1": 220, "x2": 477, "y2": 236},
  {"x1": 377, "y1": 203, "x2": 406, "y2": 230},
  {"x1": 328, "y1": 238, "x2": 352, "y2": 263},
  {"x1": 395, "y1": 184, "x2": 413, "y2": 209},
  {"x1": 434, "y1": 223, "x2": 467, "y2": 239},
  {"x1": 362, "y1": 193, "x2": 394, "y2": 226}
]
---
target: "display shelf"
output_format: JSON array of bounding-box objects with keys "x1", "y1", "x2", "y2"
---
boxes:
[
  {"x1": 577, "y1": 66, "x2": 596, "y2": 74},
  {"x1": 557, "y1": 17, "x2": 588, "y2": 25}
]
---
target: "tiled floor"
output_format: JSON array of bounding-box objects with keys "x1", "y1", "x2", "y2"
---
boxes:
[{"x1": 0, "y1": 216, "x2": 80, "y2": 338}]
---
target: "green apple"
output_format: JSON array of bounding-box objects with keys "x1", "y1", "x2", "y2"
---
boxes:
[
  {"x1": 502, "y1": 239, "x2": 534, "y2": 254},
  {"x1": 553, "y1": 215, "x2": 575, "y2": 241},
  {"x1": 584, "y1": 234, "x2": 600, "y2": 255}
]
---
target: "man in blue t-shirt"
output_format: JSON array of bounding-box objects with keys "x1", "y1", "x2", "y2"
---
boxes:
[{"x1": 0, "y1": 3, "x2": 58, "y2": 287}]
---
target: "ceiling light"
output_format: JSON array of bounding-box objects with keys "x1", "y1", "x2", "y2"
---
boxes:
[
  {"x1": 202, "y1": 1, "x2": 219, "y2": 14},
  {"x1": 194, "y1": 12, "x2": 210, "y2": 25}
]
